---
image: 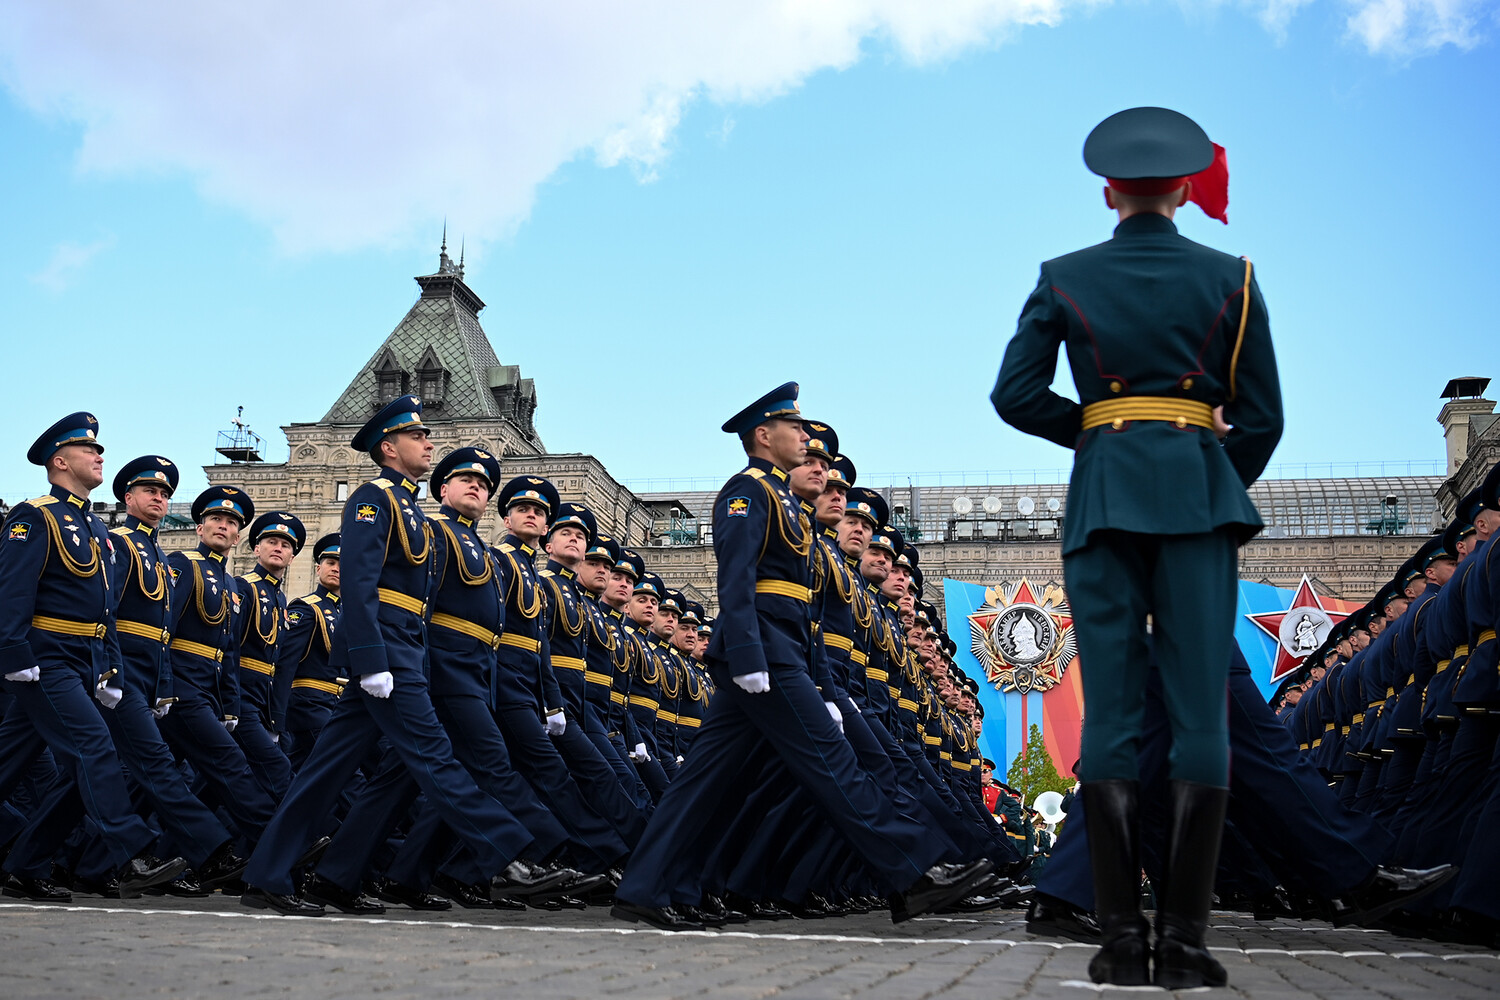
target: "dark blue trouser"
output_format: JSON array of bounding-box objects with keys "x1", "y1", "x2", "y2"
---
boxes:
[
  {"x1": 551, "y1": 715, "x2": 648, "y2": 847},
  {"x1": 1, "y1": 663, "x2": 153, "y2": 872},
  {"x1": 233, "y1": 713, "x2": 293, "y2": 802},
  {"x1": 158, "y1": 697, "x2": 276, "y2": 842},
  {"x1": 244, "y1": 673, "x2": 535, "y2": 895},
  {"x1": 583, "y1": 705, "x2": 652, "y2": 811},
  {"x1": 617, "y1": 661, "x2": 943, "y2": 909}
]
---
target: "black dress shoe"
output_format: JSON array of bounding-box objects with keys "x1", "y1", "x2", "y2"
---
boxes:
[
  {"x1": 432, "y1": 873, "x2": 494, "y2": 908},
  {"x1": 241, "y1": 886, "x2": 326, "y2": 916},
  {"x1": 197, "y1": 843, "x2": 249, "y2": 889},
  {"x1": 156, "y1": 875, "x2": 212, "y2": 898},
  {"x1": 560, "y1": 871, "x2": 610, "y2": 896},
  {"x1": 491, "y1": 860, "x2": 575, "y2": 901},
  {"x1": 890, "y1": 859, "x2": 994, "y2": 924},
  {"x1": 1330, "y1": 865, "x2": 1458, "y2": 927},
  {"x1": 217, "y1": 877, "x2": 247, "y2": 896},
  {"x1": 117, "y1": 854, "x2": 188, "y2": 898},
  {"x1": 304, "y1": 875, "x2": 386, "y2": 915},
  {"x1": 69, "y1": 873, "x2": 122, "y2": 899},
  {"x1": 3, "y1": 873, "x2": 72, "y2": 902},
  {"x1": 678, "y1": 903, "x2": 724, "y2": 928},
  {"x1": 1026, "y1": 894, "x2": 1102, "y2": 943},
  {"x1": 611, "y1": 900, "x2": 705, "y2": 931},
  {"x1": 293, "y1": 836, "x2": 333, "y2": 870},
  {"x1": 749, "y1": 899, "x2": 793, "y2": 920},
  {"x1": 841, "y1": 895, "x2": 872, "y2": 915},
  {"x1": 701, "y1": 894, "x2": 748, "y2": 924},
  {"x1": 373, "y1": 879, "x2": 453, "y2": 911},
  {"x1": 785, "y1": 895, "x2": 828, "y2": 919}
]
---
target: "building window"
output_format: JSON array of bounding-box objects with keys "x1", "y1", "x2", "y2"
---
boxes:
[{"x1": 336, "y1": 482, "x2": 349, "y2": 502}]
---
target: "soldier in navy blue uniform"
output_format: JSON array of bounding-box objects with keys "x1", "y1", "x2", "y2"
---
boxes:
[
  {"x1": 231, "y1": 511, "x2": 305, "y2": 801},
  {"x1": 155, "y1": 486, "x2": 280, "y2": 850},
  {"x1": 0, "y1": 415, "x2": 186, "y2": 900},
  {"x1": 241, "y1": 397, "x2": 550, "y2": 915},
  {"x1": 490, "y1": 475, "x2": 630, "y2": 875},
  {"x1": 272, "y1": 533, "x2": 344, "y2": 769},
  {"x1": 612, "y1": 384, "x2": 992, "y2": 931},
  {"x1": 541, "y1": 501, "x2": 650, "y2": 846},
  {"x1": 312, "y1": 448, "x2": 581, "y2": 914},
  {"x1": 597, "y1": 548, "x2": 669, "y2": 798},
  {"x1": 991, "y1": 109, "x2": 1285, "y2": 988},
  {"x1": 574, "y1": 534, "x2": 655, "y2": 810}
]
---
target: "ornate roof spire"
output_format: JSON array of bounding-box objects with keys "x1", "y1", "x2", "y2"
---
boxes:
[
  {"x1": 438, "y1": 220, "x2": 456, "y2": 275},
  {"x1": 458, "y1": 238, "x2": 465, "y2": 279}
]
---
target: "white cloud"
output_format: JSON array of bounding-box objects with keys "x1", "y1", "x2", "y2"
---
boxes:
[
  {"x1": 1341, "y1": 0, "x2": 1492, "y2": 56},
  {"x1": 30, "y1": 236, "x2": 116, "y2": 292},
  {"x1": 0, "y1": 2, "x2": 1482, "y2": 254}
]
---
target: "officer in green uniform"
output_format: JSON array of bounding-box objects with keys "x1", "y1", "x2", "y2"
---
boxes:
[{"x1": 991, "y1": 108, "x2": 1283, "y2": 989}]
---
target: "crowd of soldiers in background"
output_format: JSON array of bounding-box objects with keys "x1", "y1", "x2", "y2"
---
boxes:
[
  {"x1": 0, "y1": 409, "x2": 1050, "y2": 922},
  {"x1": 1269, "y1": 461, "x2": 1500, "y2": 944}
]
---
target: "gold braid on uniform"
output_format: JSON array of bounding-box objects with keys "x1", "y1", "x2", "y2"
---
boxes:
[
  {"x1": 380, "y1": 484, "x2": 431, "y2": 566},
  {"x1": 752, "y1": 476, "x2": 813, "y2": 562},
  {"x1": 111, "y1": 526, "x2": 167, "y2": 601},
  {"x1": 635, "y1": 637, "x2": 661, "y2": 685},
  {"x1": 499, "y1": 547, "x2": 544, "y2": 620},
  {"x1": 242, "y1": 573, "x2": 279, "y2": 646},
  {"x1": 31, "y1": 499, "x2": 101, "y2": 578},
  {"x1": 541, "y1": 574, "x2": 584, "y2": 638},
  {"x1": 189, "y1": 558, "x2": 230, "y2": 626},
  {"x1": 659, "y1": 653, "x2": 681, "y2": 698},
  {"x1": 434, "y1": 519, "x2": 494, "y2": 586}
]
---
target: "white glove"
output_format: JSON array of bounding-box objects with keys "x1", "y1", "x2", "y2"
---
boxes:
[
  {"x1": 5, "y1": 666, "x2": 40, "y2": 682},
  {"x1": 676, "y1": 755, "x2": 684, "y2": 765},
  {"x1": 152, "y1": 701, "x2": 172, "y2": 719},
  {"x1": 545, "y1": 711, "x2": 566, "y2": 736},
  {"x1": 631, "y1": 742, "x2": 651, "y2": 763},
  {"x1": 223, "y1": 717, "x2": 238, "y2": 732},
  {"x1": 824, "y1": 700, "x2": 844, "y2": 733},
  {"x1": 95, "y1": 679, "x2": 124, "y2": 709},
  {"x1": 734, "y1": 671, "x2": 771, "y2": 694},
  {"x1": 270, "y1": 732, "x2": 280, "y2": 743},
  {"x1": 360, "y1": 671, "x2": 394, "y2": 699}
]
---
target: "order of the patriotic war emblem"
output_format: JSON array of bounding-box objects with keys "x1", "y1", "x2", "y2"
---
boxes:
[{"x1": 967, "y1": 578, "x2": 1076, "y2": 695}]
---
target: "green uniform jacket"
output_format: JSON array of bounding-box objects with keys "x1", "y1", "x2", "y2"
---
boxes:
[{"x1": 991, "y1": 212, "x2": 1283, "y2": 555}]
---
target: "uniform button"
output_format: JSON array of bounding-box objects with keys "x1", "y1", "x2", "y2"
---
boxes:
[
  {"x1": 1175, "y1": 416, "x2": 1187, "y2": 429},
  {"x1": 1111, "y1": 418, "x2": 1124, "y2": 430},
  {"x1": 1181, "y1": 377, "x2": 1194, "y2": 390},
  {"x1": 1109, "y1": 381, "x2": 1122, "y2": 393}
]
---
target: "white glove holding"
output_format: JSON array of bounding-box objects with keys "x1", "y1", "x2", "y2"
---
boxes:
[
  {"x1": 5, "y1": 666, "x2": 40, "y2": 682},
  {"x1": 676, "y1": 755, "x2": 684, "y2": 765},
  {"x1": 631, "y1": 742, "x2": 651, "y2": 763},
  {"x1": 270, "y1": 732, "x2": 280, "y2": 743},
  {"x1": 360, "y1": 671, "x2": 394, "y2": 699},
  {"x1": 734, "y1": 671, "x2": 771, "y2": 694},
  {"x1": 824, "y1": 700, "x2": 844, "y2": 733},
  {"x1": 545, "y1": 711, "x2": 567, "y2": 736},
  {"x1": 222, "y1": 717, "x2": 238, "y2": 733},
  {"x1": 95, "y1": 679, "x2": 124, "y2": 709},
  {"x1": 152, "y1": 701, "x2": 172, "y2": 720}
]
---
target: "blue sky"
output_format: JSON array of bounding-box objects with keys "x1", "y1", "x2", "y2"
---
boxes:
[{"x1": 1, "y1": 1, "x2": 1495, "y2": 501}]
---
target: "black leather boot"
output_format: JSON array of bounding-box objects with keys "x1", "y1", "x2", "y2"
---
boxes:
[
  {"x1": 1082, "y1": 780, "x2": 1151, "y2": 986},
  {"x1": 1152, "y1": 780, "x2": 1229, "y2": 990}
]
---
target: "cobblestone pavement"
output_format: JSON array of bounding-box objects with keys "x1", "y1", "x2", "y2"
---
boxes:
[{"x1": 2, "y1": 898, "x2": 1497, "y2": 999}]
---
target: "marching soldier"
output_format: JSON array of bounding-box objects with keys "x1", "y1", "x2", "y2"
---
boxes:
[
  {"x1": 612, "y1": 383, "x2": 992, "y2": 931},
  {"x1": 231, "y1": 511, "x2": 306, "y2": 800},
  {"x1": 992, "y1": 108, "x2": 1284, "y2": 987},
  {"x1": 0, "y1": 415, "x2": 186, "y2": 899},
  {"x1": 272, "y1": 533, "x2": 344, "y2": 769}
]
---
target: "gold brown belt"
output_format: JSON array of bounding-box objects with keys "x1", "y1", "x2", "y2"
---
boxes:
[
  {"x1": 822, "y1": 633, "x2": 854, "y2": 652},
  {"x1": 430, "y1": 613, "x2": 500, "y2": 649},
  {"x1": 552, "y1": 656, "x2": 587, "y2": 673},
  {"x1": 170, "y1": 637, "x2": 224, "y2": 662},
  {"x1": 677, "y1": 716, "x2": 702, "y2": 728},
  {"x1": 755, "y1": 580, "x2": 812, "y2": 602},
  {"x1": 377, "y1": 588, "x2": 426, "y2": 615},
  {"x1": 31, "y1": 615, "x2": 107, "y2": 639},
  {"x1": 1081, "y1": 397, "x2": 1214, "y2": 432},
  {"x1": 499, "y1": 633, "x2": 541, "y2": 654},
  {"x1": 240, "y1": 657, "x2": 275, "y2": 676},
  {"x1": 629, "y1": 694, "x2": 660, "y2": 711},
  {"x1": 116, "y1": 620, "x2": 170, "y2": 644},
  {"x1": 851, "y1": 649, "x2": 868, "y2": 666},
  {"x1": 292, "y1": 678, "x2": 344, "y2": 696}
]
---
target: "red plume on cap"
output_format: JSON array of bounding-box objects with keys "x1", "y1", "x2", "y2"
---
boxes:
[{"x1": 1107, "y1": 142, "x2": 1230, "y2": 224}]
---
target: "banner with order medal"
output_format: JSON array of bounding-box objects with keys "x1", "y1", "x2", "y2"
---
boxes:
[{"x1": 945, "y1": 574, "x2": 1367, "y2": 774}]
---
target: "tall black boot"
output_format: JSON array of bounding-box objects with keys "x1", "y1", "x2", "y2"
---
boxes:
[
  {"x1": 1082, "y1": 780, "x2": 1150, "y2": 986},
  {"x1": 1153, "y1": 779, "x2": 1230, "y2": 989}
]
